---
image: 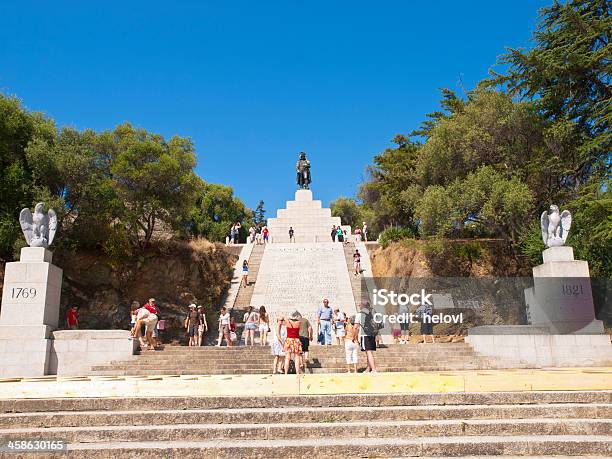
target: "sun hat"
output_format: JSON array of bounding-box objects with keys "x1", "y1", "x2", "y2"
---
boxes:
[
  {"x1": 289, "y1": 311, "x2": 302, "y2": 320},
  {"x1": 189, "y1": 304, "x2": 196, "y2": 309}
]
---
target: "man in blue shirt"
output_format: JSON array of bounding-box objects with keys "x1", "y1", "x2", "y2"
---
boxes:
[{"x1": 317, "y1": 298, "x2": 333, "y2": 345}]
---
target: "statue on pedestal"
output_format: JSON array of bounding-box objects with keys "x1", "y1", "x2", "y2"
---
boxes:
[
  {"x1": 540, "y1": 204, "x2": 571, "y2": 248},
  {"x1": 296, "y1": 152, "x2": 311, "y2": 189},
  {"x1": 19, "y1": 202, "x2": 57, "y2": 248}
]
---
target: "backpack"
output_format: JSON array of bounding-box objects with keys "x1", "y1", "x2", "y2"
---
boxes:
[{"x1": 360, "y1": 310, "x2": 383, "y2": 336}]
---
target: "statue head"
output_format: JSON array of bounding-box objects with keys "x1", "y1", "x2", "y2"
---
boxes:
[
  {"x1": 299, "y1": 151, "x2": 306, "y2": 160},
  {"x1": 549, "y1": 204, "x2": 559, "y2": 214}
]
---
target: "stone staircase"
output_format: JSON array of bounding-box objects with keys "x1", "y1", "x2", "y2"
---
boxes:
[
  {"x1": 343, "y1": 241, "x2": 369, "y2": 309},
  {"x1": 1, "y1": 391, "x2": 610, "y2": 457},
  {"x1": 90, "y1": 343, "x2": 524, "y2": 376},
  {"x1": 232, "y1": 243, "x2": 264, "y2": 311}
]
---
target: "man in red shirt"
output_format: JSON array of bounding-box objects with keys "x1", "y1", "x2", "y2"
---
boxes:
[
  {"x1": 142, "y1": 298, "x2": 159, "y2": 348},
  {"x1": 66, "y1": 306, "x2": 79, "y2": 329},
  {"x1": 143, "y1": 298, "x2": 158, "y2": 314}
]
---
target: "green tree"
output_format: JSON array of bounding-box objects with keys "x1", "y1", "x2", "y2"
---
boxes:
[
  {"x1": 253, "y1": 200, "x2": 266, "y2": 226},
  {"x1": 488, "y1": 0, "x2": 611, "y2": 179},
  {"x1": 109, "y1": 123, "x2": 200, "y2": 247},
  {"x1": 330, "y1": 197, "x2": 363, "y2": 228},
  {"x1": 0, "y1": 94, "x2": 55, "y2": 259},
  {"x1": 189, "y1": 182, "x2": 250, "y2": 242}
]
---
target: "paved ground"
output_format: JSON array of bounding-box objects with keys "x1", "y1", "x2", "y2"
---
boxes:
[{"x1": 1, "y1": 367, "x2": 610, "y2": 399}]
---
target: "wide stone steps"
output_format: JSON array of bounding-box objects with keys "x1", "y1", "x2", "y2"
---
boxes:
[
  {"x1": 344, "y1": 241, "x2": 369, "y2": 306},
  {"x1": 232, "y1": 243, "x2": 264, "y2": 310},
  {"x1": 90, "y1": 343, "x2": 509, "y2": 375},
  {"x1": 1, "y1": 392, "x2": 610, "y2": 457},
  {"x1": 2, "y1": 419, "x2": 610, "y2": 443}
]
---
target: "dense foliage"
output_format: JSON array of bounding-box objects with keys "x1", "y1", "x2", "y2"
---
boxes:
[
  {"x1": 0, "y1": 96, "x2": 252, "y2": 260},
  {"x1": 351, "y1": 0, "x2": 611, "y2": 276}
]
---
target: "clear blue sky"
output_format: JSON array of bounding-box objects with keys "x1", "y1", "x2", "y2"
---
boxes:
[{"x1": 1, "y1": 1, "x2": 549, "y2": 215}]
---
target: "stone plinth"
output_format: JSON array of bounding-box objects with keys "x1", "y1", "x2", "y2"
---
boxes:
[
  {"x1": 49, "y1": 330, "x2": 137, "y2": 376},
  {"x1": 267, "y1": 190, "x2": 350, "y2": 243},
  {"x1": 524, "y1": 246, "x2": 604, "y2": 334},
  {"x1": 0, "y1": 247, "x2": 63, "y2": 377},
  {"x1": 466, "y1": 332, "x2": 612, "y2": 368}
]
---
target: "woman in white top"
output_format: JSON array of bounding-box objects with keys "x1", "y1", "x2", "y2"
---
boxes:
[{"x1": 217, "y1": 307, "x2": 232, "y2": 346}]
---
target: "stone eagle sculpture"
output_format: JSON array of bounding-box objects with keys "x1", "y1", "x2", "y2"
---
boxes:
[
  {"x1": 19, "y1": 202, "x2": 58, "y2": 248},
  {"x1": 540, "y1": 204, "x2": 571, "y2": 248}
]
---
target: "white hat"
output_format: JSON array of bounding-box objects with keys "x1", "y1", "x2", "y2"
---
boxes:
[{"x1": 189, "y1": 304, "x2": 197, "y2": 309}]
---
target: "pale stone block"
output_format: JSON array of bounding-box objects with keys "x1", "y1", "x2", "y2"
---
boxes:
[
  {"x1": 24, "y1": 262, "x2": 51, "y2": 283},
  {"x1": 20, "y1": 247, "x2": 53, "y2": 262},
  {"x1": 493, "y1": 335, "x2": 519, "y2": 346},
  {"x1": 533, "y1": 260, "x2": 590, "y2": 278},
  {"x1": 2, "y1": 352, "x2": 25, "y2": 365},
  {"x1": 3, "y1": 263, "x2": 27, "y2": 283},
  {"x1": 552, "y1": 335, "x2": 576, "y2": 346},
  {"x1": 542, "y1": 246, "x2": 574, "y2": 263}
]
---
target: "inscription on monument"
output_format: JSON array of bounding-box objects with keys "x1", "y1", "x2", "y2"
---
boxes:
[{"x1": 10, "y1": 287, "x2": 38, "y2": 300}]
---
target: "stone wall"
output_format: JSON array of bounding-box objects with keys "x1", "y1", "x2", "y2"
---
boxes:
[{"x1": 49, "y1": 330, "x2": 137, "y2": 376}]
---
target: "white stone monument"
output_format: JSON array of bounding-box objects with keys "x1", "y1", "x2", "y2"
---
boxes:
[
  {"x1": 467, "y1": 204, "x2": 612, "y2": 367},
  {"x1": 0, "y1": 202, "x2": 63, "y2": 376},
  {"x1": 524, "y1": 205, "x2": 603, "y2": 333},
  {"x1": 267, "y1": 189, "x2": 351, "y2": 243},
  {"x1": 524, "y1": 245, "x2": 604, "y2": 334}
]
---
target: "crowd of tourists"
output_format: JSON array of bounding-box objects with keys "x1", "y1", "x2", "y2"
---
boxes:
[
  {"x1": 228, "y1": 222, "x2": 371, "y2": 245},
  {"x1": 211, "y1": 299, "x2": 383, "y2": 374}
]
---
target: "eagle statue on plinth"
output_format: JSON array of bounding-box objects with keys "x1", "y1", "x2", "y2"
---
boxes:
[
  {"x1": 540, "y1": 204, "x2": 571, "y2": 248},
  {"x1": 19, "y1": 202, "x2": 58, "y2": 248}
]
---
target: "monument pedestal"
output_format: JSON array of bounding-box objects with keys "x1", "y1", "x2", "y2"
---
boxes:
[
  {"x1": 267, "y1": 189, "x2": 351, "y2": 243},
  {"x1": 467, "y1": 245, "x2": 611, "y2": 368},
  {"x1": 525, "y1": 246, "x2": 604, "y2": 334},
  {"x1": 0, "y1": 247, "x2": 62, "y2": 377}
]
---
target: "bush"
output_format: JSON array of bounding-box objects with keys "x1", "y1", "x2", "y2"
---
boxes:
[{"x1": 378, "y1": 227, "x2": 417, "y2": 248}]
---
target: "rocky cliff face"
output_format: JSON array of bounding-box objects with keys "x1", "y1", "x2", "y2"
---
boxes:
[
  {"x1": 0, "y1": 239, "x2": 236, "y2": 343},
  {"x1": 369, "y1": 239, "x2": 531, "y2": 335}
]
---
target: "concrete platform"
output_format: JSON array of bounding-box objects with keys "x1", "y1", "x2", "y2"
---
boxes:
[{"x1": 0, "y1": 368, "x2": 610, "y2": 399}]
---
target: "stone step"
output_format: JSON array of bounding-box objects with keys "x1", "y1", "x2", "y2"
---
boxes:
[
  {"x1": 154, "y1": 343, "x2": 472, "y2": 351},
  {"x1": 3, "y1": 391, "x2": 608, "y2": 412},
  {"x1": 2, "y1": 419, "x2": 610, "y2": 443},
  {"x1": 3, "y1": 403, "x2": 609, "y2": 428},
  {"x1": 129, "y1": 355, "x2": 482, "y2": 363},
  {"x1": 119, "y1": 356, "x2": 484, "y2": 366},
  {"x1": 6, "y1": 435, "x2": 612, "y2": 458},
  {"x1": 92, "y1": 366, "x2": 502, "y2": 376}
]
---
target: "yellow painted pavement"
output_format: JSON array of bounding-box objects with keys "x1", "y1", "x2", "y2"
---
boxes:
[{"x1": 0, "y1": 368, "x2": 610, "y2": 399}]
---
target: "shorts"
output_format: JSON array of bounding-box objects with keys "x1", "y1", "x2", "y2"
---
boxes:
[
  {"x1": 299, "y1": 336, "x2": 310, "y2": 352},
  {"x1": 220, "y1": 324, "x2": 230, "y2": 334},
  {"x1": 245, "y1": 322, "x2": 257, "y2": 331},
  {"x1": 143, "y1": 315, "x2": 158, "y2": 335},
  {"x1": 421, "y1": 321, "x2": 434, "y2": 335},
  {"x1": 360, "y1": 335, "x2": 376, "y2": 352},
  {"x1": 345, "y1": 341, "x2": 359, "y2": 364},
  {"x1": 259, "y1": 324, "x2": 269, "y2": 333},
  {"x1": 263, "y1": 235, "x2": 269, "y2": 242},
  {"x1": 188, "y1": 324, "x2": 199, "y2": 337},
  {"x1": 335, "y1": 328, "x2": 346, "y2": 337},
  {"x1": 353, "y1": 261, "x2": 360, "y2": 268}
]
